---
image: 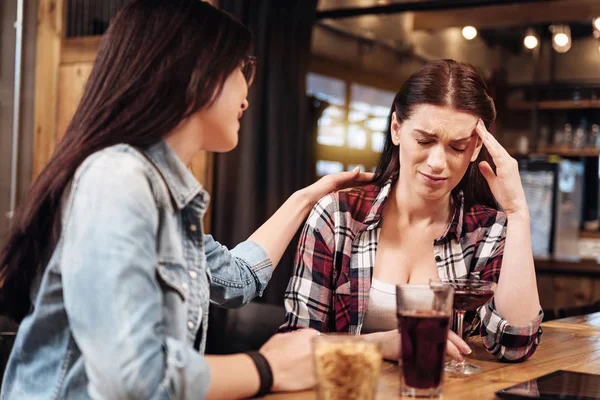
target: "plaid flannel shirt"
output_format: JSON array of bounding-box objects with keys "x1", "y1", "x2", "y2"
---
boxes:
[{"x1": 280, "y1": 181, "x2": 543, "y2": 362}]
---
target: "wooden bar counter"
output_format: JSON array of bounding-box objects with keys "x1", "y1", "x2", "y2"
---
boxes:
[{"x1": 264, "y1": 313, "x2": 600, "y2": 399}]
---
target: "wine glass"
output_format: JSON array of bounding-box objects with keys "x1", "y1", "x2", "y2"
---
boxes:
[{"x1": 429, "y1": 277, "x2": 497, "y2": 376}]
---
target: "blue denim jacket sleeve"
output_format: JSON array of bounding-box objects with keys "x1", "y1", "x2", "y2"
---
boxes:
[
  {"x1": 61, "y1": 152, "x2": 211, "y2": 400},
  {"x1": 204, "y1": 235, "x2": 273, "y2": 308}
]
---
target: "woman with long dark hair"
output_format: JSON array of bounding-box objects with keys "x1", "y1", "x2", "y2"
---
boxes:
[
  {"x1": 280, "y1": 60, "x2": 543, "y2": 363},
  {"x1": 0, "y1": 1, "x2": 371, "y2": 398}
]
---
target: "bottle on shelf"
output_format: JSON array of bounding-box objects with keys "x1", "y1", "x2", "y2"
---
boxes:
[
  {"x1": 572, "y1": 119, "x2": 587, "y2": 149},
  {"x1": 538, "y1": 126, "x2": 549, "y2": 151},
  {"x1": 560, "y1": 123, "x2": 572, "y2": 150},
  {"x1": 589, "y1": 124, "x2": 600, "y2": 149}
]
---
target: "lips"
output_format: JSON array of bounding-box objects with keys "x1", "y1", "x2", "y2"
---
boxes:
[
  {"x1": 419, "y1": 171, "x2": 447, "y2": 185},
  {"x1": 238, "y1": 111, "x2": 243, "y2": 119}
]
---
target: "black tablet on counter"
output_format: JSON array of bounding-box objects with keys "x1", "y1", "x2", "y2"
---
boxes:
[{"x1": 495, "y1": 370, "x2": 600, "y2": 400}]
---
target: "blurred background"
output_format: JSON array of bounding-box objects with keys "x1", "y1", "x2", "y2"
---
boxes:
[{"x1": 2, "y1": 0, "x2": 600, "y2": 355}]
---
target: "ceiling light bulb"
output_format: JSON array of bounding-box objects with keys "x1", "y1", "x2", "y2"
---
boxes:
[
  {"x1": 550, "y1": 24, "x2": 571, "y2": 53},
  {"x1": 462, "y1": 26, "x2": 477, "y2": 40},
  {"x1": 523, "y1": 29, "x2": 539, "y2": 50},
  {"x1": 594, "y1": 17, "x2": 600, "y2": 32},
  {"x1": 554, "y1": 33, "x2": 569, "y2": 47}
]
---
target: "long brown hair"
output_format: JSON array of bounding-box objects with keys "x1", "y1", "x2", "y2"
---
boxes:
[
  {"x1": 372, "y1": 59, "x2": 498, "y2": 210},
  {"x1": 0, "y1": 0, "x2": 252, "y2": 322}
]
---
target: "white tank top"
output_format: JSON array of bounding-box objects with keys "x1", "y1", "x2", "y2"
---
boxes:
[{"x1": 361, "y1": 278, "x2": 397, "y2": 333}]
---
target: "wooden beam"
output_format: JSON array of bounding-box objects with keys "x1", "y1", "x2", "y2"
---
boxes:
[
  {"x1": 316, "y1": 0, "x2": 556, "y2": 20},
  {"x1": 61, "y1": 36, "x2": 102, "y2": 65},
  {"x1": 56, "y1": 63, "x2": 93, "y2": 141},
  {"x1": 33, "y1": 0, "x2": 64, "y2": 179},
  {"x1": 189, "y1": 152, "x2": 214, "y2": 232},
  {"x1": 413, "y1": 0, "x2": 600, "y2": 30}
]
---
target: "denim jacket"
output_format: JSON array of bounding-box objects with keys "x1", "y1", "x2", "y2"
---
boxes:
[{"x1": 1, "y1": 141, "x2": 273, "y2": 399}]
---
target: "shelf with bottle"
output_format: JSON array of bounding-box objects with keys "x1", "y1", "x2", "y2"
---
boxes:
[
  {"x1": 507, "y1": 99, "x2": 600, "y2": 110},
  {"x1": 504, "y1": 81, "x2": 600, "y2": 111},
  {"x1": 535, "y1": 120, "x2": 600, "y2": 157}
]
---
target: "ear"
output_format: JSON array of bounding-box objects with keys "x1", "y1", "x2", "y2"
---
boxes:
[
  {"x1": 391, "y1": 112, "x2": 401, "y2": 146},
  {"x1": 470, "y1": 136, "x2": 483, "y2": 162}
]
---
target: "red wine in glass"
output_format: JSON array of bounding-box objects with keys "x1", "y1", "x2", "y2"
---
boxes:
[
  {"x1": 453, "y1": 288, "x2": 495, "y2": 311},
  {"x1": 430, "y1": 278, "x2": 497, "y2": 376}
]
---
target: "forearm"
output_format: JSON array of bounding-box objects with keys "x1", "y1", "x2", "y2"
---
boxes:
[
  {"x1": 205, "y1": 354, "x2": 259, "y2": 400},
  {"x1": 494, "y1": 212, "x2": 541, "y2": 325},
  {"x1": 361, "y1": 331, "x2": 400, "y2": 361},
  {"x1": 248, "y1": 190, "x2": 312, "y2": 269}
]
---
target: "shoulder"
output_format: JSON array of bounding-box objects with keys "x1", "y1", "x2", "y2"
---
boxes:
[
  {"x1": 305, "y1": 183, "x2": 382, "y2": 235},
  {"x1": 312, "y1": 183, "x2": 381, "y2": 221},
  {"x1": 463, "y1": 204, "x2": 507, "y2": 231},
  {"x1": 73, "y1": 144, "x2": 164, "y2": 205}
]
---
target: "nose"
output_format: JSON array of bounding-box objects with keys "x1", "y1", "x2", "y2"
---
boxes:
[
  {"x1": 241, "y1": 98, "x2": 249, "y2": 111},
  {"x1": 426, "y1": 144, "x2": 447, "y2": 173}
]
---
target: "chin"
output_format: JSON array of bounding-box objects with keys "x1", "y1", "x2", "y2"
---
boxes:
[
  {"x1": 415, "y1": 185, "x2": 450, "y2": 201},
  {"x1": 205, "y1": 132, "x2": 239, "y2": 153}
]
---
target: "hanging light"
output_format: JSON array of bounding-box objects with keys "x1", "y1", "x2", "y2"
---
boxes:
[
  {"x1": 594, "y1": 17, "x2": 600, "y2": 38},
  {"x1": 523, "y1": 28, "x2": 539, "y2": 50},
  {"x1": 462, "y1": 26, "x2": 477, "y2": 40},
  {"x1": 550, "y1": 24, "x2": 571, "y2": 53}
]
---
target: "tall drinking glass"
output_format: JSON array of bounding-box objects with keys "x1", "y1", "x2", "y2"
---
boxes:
[
  {"x1": 429, "y1": 278, "x2": 497, "y2": 376},
  {"x1": 396, "y1": 284, "x2": 454, "y2": 398}
]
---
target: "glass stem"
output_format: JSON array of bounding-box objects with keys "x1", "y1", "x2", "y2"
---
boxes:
[{"x1": 456, "y1": 310, "x2": 466, "y2": 367}]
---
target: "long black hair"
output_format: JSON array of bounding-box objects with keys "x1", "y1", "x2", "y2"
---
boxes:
[
  {"x1": 372, "y1": 59, "x2": 498, "y2": 210},
  {"x1": 0, "y1": 0, "x2": 253, "y2": 322}
]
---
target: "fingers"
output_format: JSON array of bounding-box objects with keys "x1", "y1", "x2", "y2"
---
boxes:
[
  {"x1": 331, "y1": 171, "x2": 374, "y2": 191},
  {"x1": 474, "y1": 119, "x2": 509, "y2": 160},
  {"x1": 354, "y1": 172, "x2": 374, "y2": 183},
  {"x1": 446, "y1": 340, "x2": 464, "y2": 362},
  {"x1": 448, "y1": 330, "x2": 472, "y2": 355},
  {"x1": 299, "y1": 328, "x2": 320, "y2": 337},
  {"x1": 478, "y1": 160, "x2": 496, "y2": 182}
]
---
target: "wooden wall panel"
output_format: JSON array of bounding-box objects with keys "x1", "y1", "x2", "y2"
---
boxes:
[
  {"x1": 32, "y1": 0, "x2": 65, "y2": 179},
  {"x1": 189, "y1": 152, "x2": 214, "y2": 232},
  {"x1": 56, "y1": 62, "x2": 93, "y2": 141},
  {"x1": 538, "y1": 274, "x2": 600, "y2": 313},
  {"x1": 34, "y1": 2, "x2": 215, "y2": 229}
]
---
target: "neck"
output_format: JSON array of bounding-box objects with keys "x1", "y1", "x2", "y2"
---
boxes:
[
  {"x1": 164, "y1": 118, "x2": 203, "y2": 165},
  {"x1": 392, "y1": 178, "x2": 453, "y2": 227}
]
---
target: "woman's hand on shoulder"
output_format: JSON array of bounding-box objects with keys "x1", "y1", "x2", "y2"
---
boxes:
[{"x1": 300, "y1": 168, "x2": 374, "y2": 208}]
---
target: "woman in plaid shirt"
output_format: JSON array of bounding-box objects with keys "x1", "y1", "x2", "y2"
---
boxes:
[{"x1": 280, "y1": 60, "x2": 543, "y2": 363}]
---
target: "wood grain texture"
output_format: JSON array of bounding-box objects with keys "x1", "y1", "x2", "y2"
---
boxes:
[
  {"x1": 32, "y1": 0, "x2": 64, "y2": 179},
  {"x1": 56, "y1": 63, "x2": 93, "y2": 141},
  {"x1": 189, "y1": 151, "x2": 214, "y2": 232},
  {"x1": 61, "y1": 36, "x2": 102, "y2": 64},
  {"x1": 412, "y1": 0, "x2": 600, "y2": 31},
  {"x1": 263, "y1": 319, "x2": 600, "y2": 399}
]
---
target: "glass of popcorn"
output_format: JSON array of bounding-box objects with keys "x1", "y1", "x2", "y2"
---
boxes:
[{"x1": 312, "y1": 334, "x2": 383, "y2": 400}]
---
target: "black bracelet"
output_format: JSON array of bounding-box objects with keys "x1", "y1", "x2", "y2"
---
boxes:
[{"x1": 246, "y1": 351, "x2": 273, "y2": 397}]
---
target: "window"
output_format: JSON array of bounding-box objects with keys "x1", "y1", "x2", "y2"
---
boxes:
[
  {"x1": 316, "y1": 160, "x2": 344, "y2": 177},
  {"x1": 308, "y1": 73, "x2": 395, "y2": 178}
]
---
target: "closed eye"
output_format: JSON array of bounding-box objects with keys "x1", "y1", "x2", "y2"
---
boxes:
[
  {"x1": 451, "y1": 146, "x2": 467, "y2": 153},
  {"x1": 418, "y1": 139, "x2": 467, "y2": 153}
]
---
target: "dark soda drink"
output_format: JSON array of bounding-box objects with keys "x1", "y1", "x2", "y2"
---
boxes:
[
  {"x1": 452, "y1": 289, "x2": 494, "y2": 311},
  {"x1": 397, "y1": 310, "x2": 450, "y2": 389}
]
